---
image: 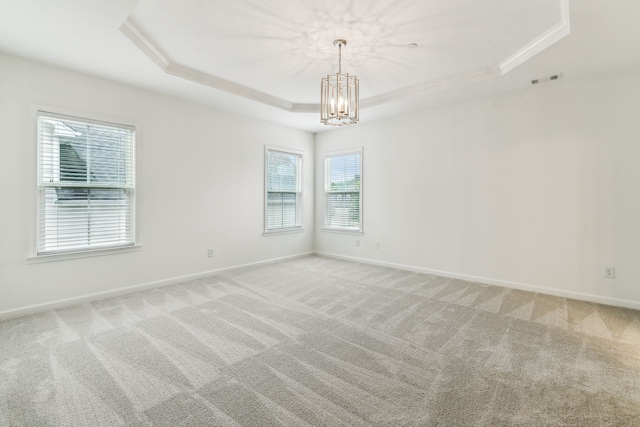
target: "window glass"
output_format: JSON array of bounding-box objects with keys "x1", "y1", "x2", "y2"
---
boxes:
[
  {"x1": 265, "y1": 148, "x2": 302, "y2": 231},
  {"x1": 323, "y1": 150, "x2": 362, "y2": 232},
  {"x1": 37, "y1": 112, "x2": 135, "y2": 254}
]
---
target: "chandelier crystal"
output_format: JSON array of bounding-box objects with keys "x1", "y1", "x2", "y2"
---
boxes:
[{"x1": 321, "y1": 39, "x2": 359, "y2": 126}]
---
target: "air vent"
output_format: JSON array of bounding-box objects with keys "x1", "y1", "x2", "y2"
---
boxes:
[{"x1": 530, "y1": 73, "x2": 563, "y2": 85}]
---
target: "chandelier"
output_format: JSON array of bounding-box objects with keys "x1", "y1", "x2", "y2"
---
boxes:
[{"x1": 321, "y1": 39, "x2": 359, "y2": 126}]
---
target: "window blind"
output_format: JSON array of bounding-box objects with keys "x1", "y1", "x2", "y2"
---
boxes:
[
  {"x1": 37, "y1": 112, "x2": 135, "y2": 254},
  {"x1": 324, "y1": 150, "x2": 362, "y2": 231},
  {"x1": 266, "y1": 148, "x2": 302, "y2": 231}
]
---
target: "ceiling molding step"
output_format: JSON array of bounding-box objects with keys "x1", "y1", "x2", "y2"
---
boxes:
[
  {"x1": 120, "y1": 18, "x2": 294, "y2": 112},
  {"x1": 290, "y1": 103, "x2": 319, "y2": 113},
  {"x1": 361, "y1": 66, "x2": 502, "y2": 109},
  {"x1": 119, "y1": 19, "x2": 170, "y2": 71},
  {"x1": 120, "y1": 0, "x2": 570, "y2": 115},
  {"x1": 499, "y1": 0, "x2": 570, "y2": 74},
  {"x1": 166, "y1": 63, "x2": 294, "y2": 111}
]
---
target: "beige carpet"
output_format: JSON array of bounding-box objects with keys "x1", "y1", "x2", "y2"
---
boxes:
[{"x1": 1, "y1": 255, "x2": 640, "y2": 426}]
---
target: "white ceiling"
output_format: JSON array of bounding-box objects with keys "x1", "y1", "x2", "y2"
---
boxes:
[{"x1": 0, "y1": 0, "x2": 639, "y2": 132}]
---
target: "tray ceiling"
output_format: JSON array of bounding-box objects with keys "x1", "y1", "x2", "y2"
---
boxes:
[
  {"x1": 2, "y1": 0, "x2": 639, "y2": 132},
  {"x1": 123, "y1": 0, "x2": 569, "y2": 111}
]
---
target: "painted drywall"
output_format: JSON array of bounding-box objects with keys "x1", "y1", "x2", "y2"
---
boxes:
[
  {"x1": 315, "y1": 70, "x2": 640, "y2": 309},
  {"x1": 0, "y1": 53, "x2": 314, "y2": 315}
]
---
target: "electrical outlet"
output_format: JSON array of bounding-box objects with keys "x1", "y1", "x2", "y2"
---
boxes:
[
  {"x1": 207, "y1": 248, "x2": 214, "y2": 258},
  {"x1": 355, "y1": 239, "x2": 360, "y2": 247},
  {"x1": 603, "y1": 266, "x2": 615, "y2": 278}
]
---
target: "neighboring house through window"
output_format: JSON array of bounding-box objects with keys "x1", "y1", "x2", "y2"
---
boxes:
[
  {"x1": 323, "y1": 149, "x2": 362, "y2": 232},
  {"x1": 37, "y1": 112, "x2": 135, "y2": 255},
  {"x1": 265, "y1": 147, "x2": 302, "y2": 232}
]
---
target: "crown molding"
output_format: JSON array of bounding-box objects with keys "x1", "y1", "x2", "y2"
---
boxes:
[
  {"x1": 290, "y1": 103, "x2": 319, "y2": 113},
  {"x1": 120, "y1": 19, "x2": 293, "y2": 111},
  {"x1": 499, "y1": 0, "x2": 570, "y2": 74},
  {"x1": 119, "y1": 0, "x2": 570, "y2": 114},
  {"x1": 165, "y1": 63, "x2": 294, "y2": 111},
  {"x1": 361, "y1": 66, "x2": 502, "y2": 109},
  {"x1": 119, "y1": 19, "x2": 169, "y2": 71}
]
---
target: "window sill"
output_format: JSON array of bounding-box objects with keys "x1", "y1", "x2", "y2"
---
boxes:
[
  {"x1": 27, "y1": 244, "x2": 142, "y2": 264},
  {"x1": 321, "y1": 227, "x2": 363, "y2": 235},
  {"x1": 263, "y1": 227, "x2": 305, "y2": 236}
]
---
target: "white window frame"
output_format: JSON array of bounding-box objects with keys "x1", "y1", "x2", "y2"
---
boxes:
[
  {"x1": 322, "y1": 148, "x2": 363, "y2": 234},
  {"x1": 264, "y1": 146, "x2": 304, "y2": 235},
  {"x1": 32, "y1": 110, "x2": 138, "y2": 260}
]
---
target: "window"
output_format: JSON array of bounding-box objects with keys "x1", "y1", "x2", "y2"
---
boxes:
[
  {"x1": 37, "y1": 112, "x2": 135, "y2": 255},
  {"x1": 323, "y1": 149, "x2": 362, "y2": 232},
  {"x1": 265, "y1": 147, "x2": 302, "y2": 232}
]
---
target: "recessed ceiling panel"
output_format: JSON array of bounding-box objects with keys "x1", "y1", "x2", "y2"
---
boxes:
[{"x1": 129, "y1": 0, "x2": 565, "y2": 103}]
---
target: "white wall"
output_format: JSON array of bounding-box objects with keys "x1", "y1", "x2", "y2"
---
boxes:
[
  {"x1": 2, "y1": 51, "x2": 639, "y2": 315},
  {"x1": 0, "y1": 53, "x2": 314, "y2": 315},
  {"x1": 315, "y1": 70, "x2": 640, "y2": 309}
]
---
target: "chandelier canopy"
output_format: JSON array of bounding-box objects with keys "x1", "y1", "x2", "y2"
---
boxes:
[{"x1": 321, "y1": 39, "x2": 359, "y2": 126}]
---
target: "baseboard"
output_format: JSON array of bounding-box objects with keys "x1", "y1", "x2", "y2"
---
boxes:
[
  {"x1": 314, "y1": 251, "x2": 640, "y2": 311},
  {"x1": 0, "y1": 252, "x2": 314, "y2": 320},
  {"x1": 4, "y1": 250, "x2": 638, "y2": 320}
]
